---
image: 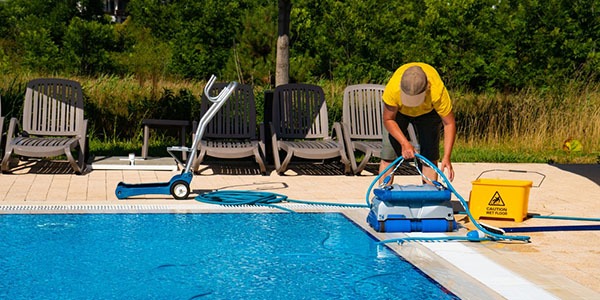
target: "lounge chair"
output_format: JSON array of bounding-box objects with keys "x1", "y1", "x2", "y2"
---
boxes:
[
  {"x1": 1, "y1": 78, "x2": 88, "y2": 174},
  {"x1": 270, "y1": 83, "x2": 351, "y2": 175},
  {"x1": 341, "y1": 84, "x2": 419, "y2": 174},
  {"x1": 191, "y1": 83, "x2": 267, "y2": 175},
  {"x1": 0, "y1": 96, "x2": 4, "y2": 160}
]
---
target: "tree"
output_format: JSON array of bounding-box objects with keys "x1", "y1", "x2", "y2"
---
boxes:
[{"x1": 276, "y1": 0, "x2": 291, "y2": 86}]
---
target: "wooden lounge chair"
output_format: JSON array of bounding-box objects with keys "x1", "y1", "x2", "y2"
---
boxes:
[
  {"x1": 191, "y1": 83, "x2": 267, "y2": 175},
  {"x1": 270, "y1": 83, "x2": 351, "y2": 175},
  {"x1": 0, "y1": 97, "x2": 4, "y2": 161},
  {"x1": 1, "y1": 78, "x2": 88, "y2": 174},
  {"x1": 341, "y1": 84, "x2": 419, "y2": 174}
]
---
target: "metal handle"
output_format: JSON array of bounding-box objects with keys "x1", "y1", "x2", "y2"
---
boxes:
[
  {"x1": 476, "y1": 169, "x2": 546, "y2": 187},
  {"x1": 184, "y1": 76, "x2": 238, "y2": 173},
  {"x1": 203, "y1": 75, "x2": 237, "y2": 103},
  {"x1": 203, "y1": 75, "x2": 218, "y2": 102}
]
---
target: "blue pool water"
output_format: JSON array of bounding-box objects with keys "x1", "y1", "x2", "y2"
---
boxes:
[{"x1": 0, "y1": 213, "x2": 457, "y2": 299}]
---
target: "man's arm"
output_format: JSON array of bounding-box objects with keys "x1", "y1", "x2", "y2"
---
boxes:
[{"x1": 440, "y1": 111, "x2": 456, "y2": 181}]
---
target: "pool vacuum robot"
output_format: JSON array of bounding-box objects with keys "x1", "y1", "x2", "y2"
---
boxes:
[
  {"x1": 115, "y1": 75, "x2": 237, "y2": 200},
  {"x1": 367, "y1": 163, "x2": 457, "y2": 233}
]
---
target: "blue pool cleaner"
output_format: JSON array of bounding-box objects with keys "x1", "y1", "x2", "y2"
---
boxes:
[
  {"x1": 115, "y1": 75, "x2": 238, "y2": 200},
  {"x1": 369, "y1": 154, "x2": 531, "y2": 244},
  {"x1": 367, "y1": 182, "x2": 457, "y2": 232},
  {"x1": 366, "y1": 155, "x2": 457, "y2": 233}
]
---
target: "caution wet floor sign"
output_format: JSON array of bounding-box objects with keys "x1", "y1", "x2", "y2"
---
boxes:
[{"x1": 469, "y1": 179, "x2": 532, "y2": 222}]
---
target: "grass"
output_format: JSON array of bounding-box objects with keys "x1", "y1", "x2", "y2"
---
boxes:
[
  {"x1": 452, "y1": 143, "x2": 598, "y2": 164},
  {"x1": 2, "y1": 72, "x2": 599, "y2": 164},
  {"x1": 450, "y1": 82, "x2": 600, "y2": 164}
]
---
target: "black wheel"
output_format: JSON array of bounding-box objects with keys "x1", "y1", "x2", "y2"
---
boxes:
[{"x1": 170, "y1": 180, "x2": 190, "y2": 200}]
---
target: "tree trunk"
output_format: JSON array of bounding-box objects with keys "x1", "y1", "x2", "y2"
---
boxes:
[{"x1": 276, "y1": 0, "x2": 291, "y2": 86}]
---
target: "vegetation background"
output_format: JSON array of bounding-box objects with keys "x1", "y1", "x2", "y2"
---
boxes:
[{"x1": 0, "y1": 0, "x2": 598, "y2": 163}]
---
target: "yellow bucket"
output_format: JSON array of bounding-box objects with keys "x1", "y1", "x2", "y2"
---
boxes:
[
  {"x1": 468, "y1": 169, "x2": 545, "y2": 222},
  {"x1": 469, "y1": 178, "x2": 533, "y2": 222}
]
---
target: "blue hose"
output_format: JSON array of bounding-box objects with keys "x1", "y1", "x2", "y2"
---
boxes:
[
  {"x1": 195, "y1": 190, "x2": 368, "y2": 213},
  {"x1": 195, "y1": 190, "x2": 296, "y2": 213},
  {"x1": 502, "y1": 224, "x2": 600, "y2": 233},
  {"x1": 373, "y1": 154, "x2": 531, "y2": 244},
  {"x1": 531, "y1": 215, "x2": 600, "y2": 222}
]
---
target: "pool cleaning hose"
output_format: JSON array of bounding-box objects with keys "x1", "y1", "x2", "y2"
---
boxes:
[
  {"x1": 195, "y1": 190, "x2": 368, "y2": 213},
  {"x1": 501, "y1": 224, "x2": 600, "y2": 233},
  {"x1": 369, "y1": 154, "x2": 531, "y2": 244}
]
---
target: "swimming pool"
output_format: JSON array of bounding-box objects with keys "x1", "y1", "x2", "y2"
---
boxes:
[{"x1": 1, "y1": 213, "x2": 458, "y2": 299}]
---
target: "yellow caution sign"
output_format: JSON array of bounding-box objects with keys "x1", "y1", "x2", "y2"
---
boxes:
[{"x1": 469, "y1": 178, "x2": 532, "y2": 222}]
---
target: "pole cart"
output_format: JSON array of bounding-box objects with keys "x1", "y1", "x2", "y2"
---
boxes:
[{"x1": 115, "y1": 75, "x2": 238, "y2": 200}]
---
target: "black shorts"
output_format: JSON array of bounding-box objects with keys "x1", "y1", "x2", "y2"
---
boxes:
[{"x1": 381, "y1": 109, "x2": 442, "y2": 162}]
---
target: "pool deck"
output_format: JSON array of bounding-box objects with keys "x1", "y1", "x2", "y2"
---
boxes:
[{"x1": 1, "y1": 159, "x2": 599, "y2": 299}]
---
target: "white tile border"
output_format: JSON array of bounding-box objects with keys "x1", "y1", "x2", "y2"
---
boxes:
[{"x1": 406, "y1": 232, "x2": 558, "y2": 300}]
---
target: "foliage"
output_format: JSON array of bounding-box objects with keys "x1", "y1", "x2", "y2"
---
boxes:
[
  {"x1": 126, "y1": 0, "x2": 249, "y2": 80},
  {"x1": 111, "y1": 20, "x2": 172, "y2": 94},
  {"x1": 223, "y1": 3, "x2": 278, "y2": 85},
  {"x1": 63, "y1": 16, "x2": 117, "y2": 75},
  {"x1": 1, "y1": 0, "x2": 600, "y2": 163},
  {"x1": 2, "y1": 0, "x2": 600, "y2": 91}
]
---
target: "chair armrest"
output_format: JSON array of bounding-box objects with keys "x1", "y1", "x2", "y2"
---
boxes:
[
  {"x1": 78, "y1": 119, "x2": 88, "y2": 149},
  {"x1": 78, "y1": 119, "x2": 88, "y2": 136},
  {"x1": 339, "y1": 121, "x2": 354, "y2": 151},
  {"x1": 259, "y1": 122, "x2": 266, "y2": 154},
  {"x1": 5, "y1": 117, "x2": 21, "y2": 147},
  {"x1": 331, "y1": 122, "x2": 344, "y2": 143},
  {"x1": 191, "y1": 120, "x2": 198, "y2": 143},
  {"x1": 332, "y1": 121, "x2": 352, "y2": 174},
  {"x1": 269, "y1": 122, "x2": 282, "y2": 171}
]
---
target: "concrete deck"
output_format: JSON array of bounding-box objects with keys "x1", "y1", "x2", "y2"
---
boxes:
[{"x1": 1, "y1": 158, "x2": 599, "y2": 299}]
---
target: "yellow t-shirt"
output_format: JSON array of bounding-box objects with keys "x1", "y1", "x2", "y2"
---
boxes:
[{"x1": 382, "y1": 62, "x2": 452, "y2": 117}]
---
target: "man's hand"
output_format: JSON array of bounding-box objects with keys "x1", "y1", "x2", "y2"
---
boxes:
[
  {"x1": 401, "y1": 141, "x2": 416, "y2": 159},
  {"x1": 440, "y1": 158, "x2": 454, "y2": 181}
]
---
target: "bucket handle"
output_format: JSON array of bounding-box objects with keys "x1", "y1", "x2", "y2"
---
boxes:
[{"x1": 476, "y1": 169, "x2": 546, "y2": 188}]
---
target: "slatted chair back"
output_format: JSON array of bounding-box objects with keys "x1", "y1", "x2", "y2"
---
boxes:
[
  {"x1": 342, "y1": 84, "x2": 385, "y2": 141},
  {"x1": 23, "y1": 78, "x2": 84, "y2": 136},
  {"x1": 272, "y1": 83, "x2": 329, "y2": 140},
  {"x1": 201, "y1": 83, "x2": 257, "y2": 140}
]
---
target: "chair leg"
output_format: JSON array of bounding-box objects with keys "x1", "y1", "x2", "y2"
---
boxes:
[
  {"x1": 338, "y1": 150, "x2": 352, "y2": 175},
  {"x1": 355, "y1": 150, "x2": 373, "y2": 175},
  {"x1": 279, "y1": 150, "x2": 294, "y2": 174},
  {"x1": 78, "y1": 146, "x2": 86, "y2": 174},
  {"x1": 272, "y1": 143, "x2": 282, "y2": 174},
  {"x1": 192, "y1": 148, "x2": 207, "y2": 174},
  {"x1": 253, "y1": 148, "x2": 267, "y2": 175},
  {"x1": 1, "y1": 149, "x2": 13, "y2": 173},
  {"x1": 343, "y1": 160, "x2": 352, "y2": 175},
  {"x1": 64, "y1": 148, "x2": 82, "y2": 175},
  {"x1": 348, "y1": 150, "x2": 358, "y2": 175}
]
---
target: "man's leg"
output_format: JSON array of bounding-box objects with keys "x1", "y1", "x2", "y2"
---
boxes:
[
  {"x1": 413, "y1": 110, "x2": 443, "y2": 184},
  {"x1": 379, "y1": 114, "x2": 411, "y2": 185},
  {"x1": 421, "y1": 160, "x2": 438, "y2": 184},
  {"x1": 378, "y1": 159, "x2": 394, "y2": 184}
]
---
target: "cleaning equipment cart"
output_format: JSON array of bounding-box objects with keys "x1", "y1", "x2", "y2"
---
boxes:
[
  {"x1": 115, "y1": 75, "x2": 237, "y2": 200},
  {"x1": 367, "y1": 156, "x2": 457, "y2": 232}
]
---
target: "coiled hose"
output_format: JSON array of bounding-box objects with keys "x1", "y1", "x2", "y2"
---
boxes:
[{"x1": 195, "y1": 190, "x2": 368, "y2": 213}]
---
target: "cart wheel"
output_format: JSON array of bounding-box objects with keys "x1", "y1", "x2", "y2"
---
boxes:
[{"x1": 170, "y1": 181, "x2": 190, "y2": 200}]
